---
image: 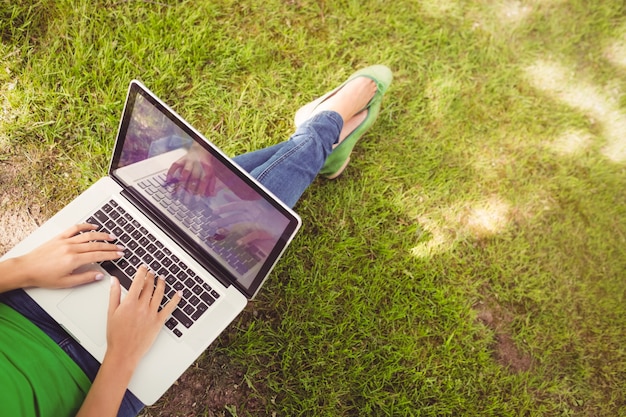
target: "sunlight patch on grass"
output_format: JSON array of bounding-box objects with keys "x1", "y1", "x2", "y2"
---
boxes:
[
  {"x1": 525, "y1": 59, "x2": 626, "y2": 162},
  {"x1": 461, "y1": 196, "x2": 511, "y2": 238},
  {"x1": 468, "y1": 0, "x2": 536, "y2": 36},
  {"x1": 410, "y1": 215, "x2": 452, "y2": 258},
  {"x1": 604, "y1": 31, "x2": 626, "y2": 70},
  {"x1": 407, "y1": 195, "x2": 512, "y2": 258},
  {"x1": 497, "y1": 0, "x2": 533, "y2": 26},
  {"x1": 547, "y1": 129, "x2": 594, "y2": 156},
  {"x1": 524, "y1": 0, "x2": 568, "y2": 6},
  {"x1": 419, "y1": 0, "x2": 461, "y2": 19}
]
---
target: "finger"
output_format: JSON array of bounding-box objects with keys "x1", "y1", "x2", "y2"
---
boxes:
[
  {"x1": 178, "y1": 171, "x2": 195, "y2": 195},
  {"x1": 128, "y1": 265, "x2": 149, "y2": 299},
  {"x1": 138, "y1": 269, "x2": 156, "y2": 302},
  {"x1": 186, "y1": 180, "x2": 199, "y2": 195},
  {"x1": 66, "y1": 238, "x2": 124, "y2": 254},
  {"x1": 173, "y1": 181, "x2": 183, "y2": 199},
  {"x1": 159, "y1": 290, "x2": 182, "y2": 320},
  {"x1": 179, "y1": 162, "x2": 193, "y2": 184},
  {"x1": 191, "y1": 162, "x2": 203, "y2": 180},
  {"x1": 207, "y1": 175, "x2": 216, "y2": 195},
  {"x1": 108, "y1": 276, "x2": 122, "y2": 320},
  {"x1": 202, "y1": 175, "x2": 216, "y2": 196},
  {"x1": 57, "y1": 270, "x2": 107, "y2": 288},
  {"x1": 166, "y1": 160, "x2": 183, "y2": 182},
  {"x1": 198, "y1": 173, "x2": 214, "y2": 197},
  {"x1": 62, "y1": 249, "x2": 125, "y2": 267},
  {"x1": 186, "y1": 164, "x2": 203, "y2": 195},
  {"x1": 59, "y1": 223, "x2": 98, "y2": 239},
  {"x1": 70, "y1": 231, "x2": 117, "y2": 244},
  {"x1": 72, "y1": 240, "x2": 125, "y2": 254},
  {"x1": 198, "y1": 179, "x2": 209, "y2": 197},
  {"x1": 150, "y1": 275, "x2": 166, "y2": 310}
]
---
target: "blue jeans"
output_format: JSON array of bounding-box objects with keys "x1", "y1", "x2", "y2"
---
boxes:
[
  {"x1": 233, "y1": 111, "x2": 342, "y2": 208},
  {"x1": 0, "y1": 111, "x2": 342, "y2": 416}
]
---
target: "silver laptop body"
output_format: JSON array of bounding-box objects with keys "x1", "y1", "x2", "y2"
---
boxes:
[{"x1": 0, "y1": 80, "x2": 301, "y2": 404}]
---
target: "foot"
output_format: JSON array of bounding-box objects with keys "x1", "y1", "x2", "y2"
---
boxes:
[
  {"x1": 319, "y1": 65, "x2": 393, "y2": 179},
  {"x1": 312, "y1": 77, "x2": 377, "y2": 122},
  {"x1": 297, "y1": 77, "x2": 377, "y2": 145}
]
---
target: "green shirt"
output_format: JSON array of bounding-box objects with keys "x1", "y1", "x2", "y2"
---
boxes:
[{"x1": 0, "y1": 303, "x2": 92, "y2": 416}]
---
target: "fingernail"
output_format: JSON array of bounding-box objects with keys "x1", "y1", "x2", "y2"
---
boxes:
[
  {"x1": 158, "y1": 275, "x2": 165, "y2": 281},
  {"x1": 116, "y1": 245, "x2": 126, "y2": 250},
  {"x1": 177, "y1": 290, "x2": 183, "y2": 297},
  {"x1": 109, "y1": 233, "x2": 117, "y2": 240},
  {"x1": 95, "y1": 273, "x2": 104, "y2": 281},
  {"x1": 116, "y1": 251, "x2": 125, "y2": 256},
  {"x1": 110, "y1": 276, "x2": 117, "y2": 285}
]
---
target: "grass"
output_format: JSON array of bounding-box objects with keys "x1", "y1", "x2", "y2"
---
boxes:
[{"x1": 2, "y1": 0, "x2": 626, "y2": 415}]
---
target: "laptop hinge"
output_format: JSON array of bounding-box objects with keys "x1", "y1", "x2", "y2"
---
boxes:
[{"x1": 120, "y1": 189, "x2": 233, "y2": 289}]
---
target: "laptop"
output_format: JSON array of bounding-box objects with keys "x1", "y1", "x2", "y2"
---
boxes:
[{"x1": 0, "y1": 80, "x2": 301, "y2": 404}]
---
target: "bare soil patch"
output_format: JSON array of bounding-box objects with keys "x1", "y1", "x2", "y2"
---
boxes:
[
  {"x1": 142, "y1": 347, "x2": 262, "y2": 417},
  {"x1": 474, "y1": 299, "x2": 533, "y2": 373},
  {"x1": 0, "y1": 158, "x2": 45, "y2": 255}
]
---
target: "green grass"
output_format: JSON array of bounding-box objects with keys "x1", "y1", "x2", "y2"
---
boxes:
[{"x1": 2, "y1": 0, "x2": 626, "y2": 415}]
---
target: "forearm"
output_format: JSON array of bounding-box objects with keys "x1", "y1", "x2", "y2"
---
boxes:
[
  {"x1": 0, "y1": 256, "x2": 34, "y2": 293},
  {"x1": 75, "y1": 352, "x2": 136, "y2": 417}
]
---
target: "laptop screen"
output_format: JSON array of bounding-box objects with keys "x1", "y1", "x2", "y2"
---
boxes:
[{"x1": 109, "y1": 81, "x2": 301, "y2": 298}]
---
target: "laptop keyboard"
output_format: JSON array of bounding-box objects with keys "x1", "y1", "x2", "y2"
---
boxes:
[
  {"x1": 138, "y1": 173, "x2": 220, "y2": 238},
  {"x1": 137, "y1": 173, "x2": 265, "y2": 275},
  {"x1": 85, "y1": 199, "x2": 221, "y2": 338}
]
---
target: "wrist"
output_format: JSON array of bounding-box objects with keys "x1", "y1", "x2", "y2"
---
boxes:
[
  {"x1": 0, "y1": 256, "x2": 35, "y2": 292},
  {"x1": 102, "y1": 347, "x2": 140, "y2": 377}
]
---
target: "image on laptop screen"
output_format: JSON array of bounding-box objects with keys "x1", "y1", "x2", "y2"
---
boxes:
[{"x1": 110, "y1": 87, "x2": 295, "y2": 295}]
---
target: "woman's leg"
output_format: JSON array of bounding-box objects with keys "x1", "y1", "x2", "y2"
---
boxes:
[
  {"x1": 233, "y1": 111, "x2": 342, "y2": 208},
  {"x1": 233, "y1": 76, "x2": 378, "y2": 208}
]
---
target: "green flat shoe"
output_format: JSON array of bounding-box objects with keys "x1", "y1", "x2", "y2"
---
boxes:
[{"x1": 294, "y1": 65, "x2": 393, "y2": 179}]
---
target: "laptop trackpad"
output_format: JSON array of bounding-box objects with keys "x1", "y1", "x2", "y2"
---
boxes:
[{"x1": 58, "y1": 280, "x2": 109, "y2": 347}]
